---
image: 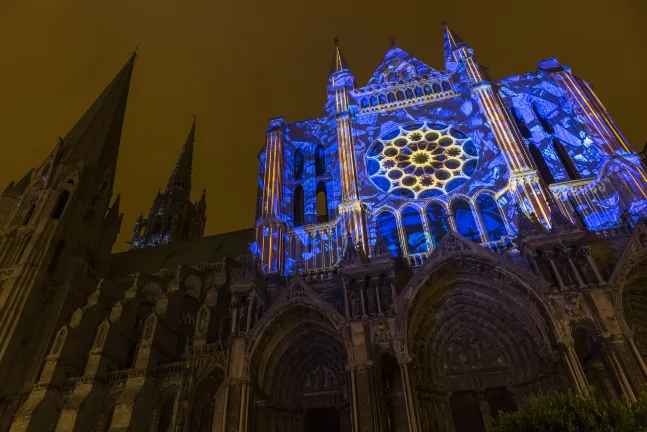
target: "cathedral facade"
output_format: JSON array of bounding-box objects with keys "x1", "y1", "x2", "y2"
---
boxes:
[{"x1": 1, "y1": 23, "x2": 647, "y2": 432}]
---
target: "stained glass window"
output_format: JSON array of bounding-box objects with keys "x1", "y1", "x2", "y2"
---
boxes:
[{"x1": 401, "y1": 206, "x2": 429, "y2": 254}]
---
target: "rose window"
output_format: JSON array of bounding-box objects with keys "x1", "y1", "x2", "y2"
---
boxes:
[{"x1": 366, "y1": 123, "x2": 478, "y2": 199}]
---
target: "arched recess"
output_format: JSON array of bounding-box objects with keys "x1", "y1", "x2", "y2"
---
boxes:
[
  {"x1": 52, "y1": 190, "x2": 70, "y2": 219},
  {"x1": 293, "y1": 185, "x2": 304, "y2": 227},
  {"x1": 552, "y1": 139, "x2": 581, "y2": 181},
  {"x1": 405, "y1": 256, "x2": 564, "y2": 432},
  {"x1": 295, "y1": 149, "x2": 304, "y2": 180},
  {"x1": 621, "y1": 259, "x2": 647, "y2": 364},
  {"x1": 187, "y1": 368, "x2": 225, "y2": 432},
  {"x1": 315, "y1": 146, "x2": 326, "y2": 177},
  {"x1": 476, "y1": 194, "x2": 507, "y2": 242},
  {"x1": 401, "y1": 206, "x2": 429, "y2": 254},
  {"x1": 248, "y1": 304, "x2": 351, "y2": 432},
  {"x1": 425, "y1": 201, "x2": 449, "y2": 246},
  {"x1": 316, "y1": 181, "x2": 328, "y2": 223},
  {"x1": 377, "y1": 210, "x2": 401, "y2": 257},
  {"x1": 572, "y1": 326, "x2": 619, "y2": 401},
  {"x1": 451, "y1": 198, "x2": 481, "y2": 242},
  {"x1": 528, "y1": 144, "x2": 556, "y2": 185}
]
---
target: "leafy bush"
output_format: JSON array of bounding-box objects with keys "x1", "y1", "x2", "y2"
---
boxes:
[{"x1": 490, "y1": 390, "x2": 647, "y2": 432}]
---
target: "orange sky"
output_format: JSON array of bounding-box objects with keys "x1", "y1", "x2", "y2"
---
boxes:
[{"x1": 0, "y1": 0, "x2": 645, "y2": 252}]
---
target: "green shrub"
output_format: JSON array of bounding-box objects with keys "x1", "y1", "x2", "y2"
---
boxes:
[{"x1": 490, "y1": 390, "x2": 647, "y2": 432}]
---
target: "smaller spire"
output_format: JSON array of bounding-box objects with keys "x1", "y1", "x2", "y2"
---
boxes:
[
  {"x1": 388, "y1": 36, "x2": 395, "y2": 48},
  {"x1": 330, "y1": 37, "x2": 350, "y2": 75},
  {"x1": 166, "y1": 118, "x2": 196, "y2": 192},
  {"x1": 341, "y1": 232, "x2": 361, "y2": 263},
  {"x1": 516, "y1": 203, "x2": 543, "y2": 244},
  {"x1": 237, "y1": 248, "x2": 258, "y2": 282},
  {"x1": 443, "y1": 21, "x2": 468, "y2": 53}
]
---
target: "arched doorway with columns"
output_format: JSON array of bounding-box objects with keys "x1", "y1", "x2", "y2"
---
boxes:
[
  {"x1": 247, "y1": 303, "x2": 352, "y2": 432},
  {"x1": 400, "y1": 246, "x2": 569, "y2": 432}
]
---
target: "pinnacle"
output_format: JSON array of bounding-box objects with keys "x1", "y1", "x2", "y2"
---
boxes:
[
  {"x1": 166, "y1": 119, "x2": 195, "y2": 193},
  {"x1": 330, "y1": 38, "x2": 350, "y2": 75}
]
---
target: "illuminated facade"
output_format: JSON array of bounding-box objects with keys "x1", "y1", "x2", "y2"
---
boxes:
[{"x1": 3, "y1": 23, "x2": 647, "y2": 432}]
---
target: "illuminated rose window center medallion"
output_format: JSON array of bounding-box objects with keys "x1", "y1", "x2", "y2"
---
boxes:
[{"x1": 366, "y1": 122, "x2": 478, "y2": 199}]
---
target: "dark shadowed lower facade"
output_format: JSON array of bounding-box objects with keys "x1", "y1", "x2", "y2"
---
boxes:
[{"x1": 2, "y1": 23, "x2": 647, "y2": 432}]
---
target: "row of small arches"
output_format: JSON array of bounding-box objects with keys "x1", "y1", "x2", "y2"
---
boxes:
[
  {"x1": 360, "y1": 81, "x2": 452, "y2": 109},
  {"x1": 376, "y1": 194, "x2": 508, "y2": 256}
]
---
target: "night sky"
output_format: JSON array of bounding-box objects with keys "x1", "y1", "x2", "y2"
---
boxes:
[{"x1": 0, "y1": 0, "x2": 645, "y2": 252}]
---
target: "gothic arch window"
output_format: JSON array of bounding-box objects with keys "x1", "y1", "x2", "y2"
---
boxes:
[
  {"x1": 573, "y1": 327, "x2": 619, "y2": 401},
  {"x1": 423, "y1": 84, "x2": 432, "y2": 95},
  {"x1": 532, "y1": 103, "x2": 554, "y2": 134},
  {"x1": 294, "y1": 149, "x2": 304, "y2": 180},
  {"x1": 452, "y1": 199, "x2": 481, "y2": 242},
  {"x1": 364, "y1": 275, "x2": 377, "y2": 316},
  {"x1": 379, "y1": 94, "x2": 387, "y2": 104},
  {"x1": 433, "y1": 82, "x2": 442, "y2": 93},
  {"x1": 23, "y1": 202, "x2": 36, "y2": 225},
  {"x1": 361, "y1": 98, "x2": 369, "y2": 108},
  {"x1": 378, "y1": 273, "x2": 393, "y2": 309},
  {"x1": 511, "y1": 107, "x2": 531, "y2": 139},
  {"x1": 100, "y1": 405, "x2": 115, "y2": 432},
  {"x1": 315, "y1": 146, "x2": 326, "y2": 177},
  {"x1": 415, "y1": 87, "x2": 424, "y2": 97},
  {"x1": 293, "y1": 185, "x2": 304, "y2": 227},
  {"x1": 377, "y1": 211, "x2": 400, "y2": 257},
  {"x1": 553, "y1": 138, "x2": 581, "y2": 180},
  {"x1": 529, "y1": 144, "x2": 556, "y2": 185},
  {"x1": 425, "y1": 202, "x2": 450, "y2": 246},
  {"x1": 157, "y1": 395, "x2": 175, "y2": 432},
  {"x1": 476, "y1": 194, "x2": 507, "y2": 241},
  {"x1": 370, "y1": 95, "x2": 378, "y2": 106},
  {"x1": 405, "y1": 88, "x2": 414, "y2": 99},
  {"x1": 396, "y1": 90, "x2": 405, "y2": 101},
  {"x1": 47, "y1": 239, "x2": 66, "y2": 274},
  {"x1": 316, "y1": 181, "x2": 328, "y2": 223},
  {"x1": 401, "y1": 206, "x2": 428, "y2": 254},
  {"x1": 51, "y1": 190, "x2": 70, "y2": 219},
  {"x1": 442, "y1": 81, "x2": 452, "y2": 92},
  {"x1": 387, "y1": 92, "x2": 396, "y2": 102}
]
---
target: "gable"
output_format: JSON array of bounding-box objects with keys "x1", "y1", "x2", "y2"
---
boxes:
[{"x1": 366, "y1": 47, "x2": 440, "y2": 86}]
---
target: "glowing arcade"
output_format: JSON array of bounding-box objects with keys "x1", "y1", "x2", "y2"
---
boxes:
[{"x1": 254, "y1": 23, "x2": 647, "y2": 276}]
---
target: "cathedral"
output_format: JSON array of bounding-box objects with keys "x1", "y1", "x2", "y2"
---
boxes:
[{"x1": 1, "y1": 23, "x2": 647, "y2": 432}]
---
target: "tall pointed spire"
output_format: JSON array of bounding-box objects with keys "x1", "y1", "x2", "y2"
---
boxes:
[
  {"x1": 443, "y1": 21, "x2": 469, "y2": 56},
  {"x1": 330, "y1": 38, "x2": 350, "y2": 75},
  {"x1": 58, "y1": 51, "x2": 137, "y2": 176},
  {"x1": 166, "y1": 117, "x2": 195, "y2": 193}
]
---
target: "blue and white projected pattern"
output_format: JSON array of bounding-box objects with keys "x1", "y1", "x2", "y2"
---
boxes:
[{"x1": 366, "y1": 122, "x2": 478, "y2": 199}]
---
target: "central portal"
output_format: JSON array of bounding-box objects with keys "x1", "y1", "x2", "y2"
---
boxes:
[{"x1": 304, "y1": 407, "x2": 341, "y2": 432}]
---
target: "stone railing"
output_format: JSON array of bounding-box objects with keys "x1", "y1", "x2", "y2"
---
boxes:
[
  {"x1": 352, "y1": 75, "x2": 456, "y2": 114},
  {"x1": 157, "y1": 362, "x2": 185, "y2": 379}
]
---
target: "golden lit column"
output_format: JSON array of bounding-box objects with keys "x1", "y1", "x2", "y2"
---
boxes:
[
  {"x1": 444, "y1": 23, "x2": 550, "y2": 225},
  {"x1": 329, "y1": 40, "x2": 369, "y2": 254},
  {"x1": 256, "y1": 117, "x2": 287, "y2": 274}
]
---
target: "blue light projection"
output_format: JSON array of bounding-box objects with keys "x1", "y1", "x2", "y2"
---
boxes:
[
  {"x1": 476, "y1": 194, "x2": 506, "y2": 241},
  {"x1": 377, "y1": 211, "x2": 400, "y2": 257},
  {"x1": 401, "y1": 206, "x2": 428, "y2": 254},
  {"x1": 254, "y1": 37, "x2": 647, "y2": 275}
]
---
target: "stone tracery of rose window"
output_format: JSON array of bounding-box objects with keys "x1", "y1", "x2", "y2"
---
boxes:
[{"x1": 366, "y1": 123, "x2": 478, "y2": 199}]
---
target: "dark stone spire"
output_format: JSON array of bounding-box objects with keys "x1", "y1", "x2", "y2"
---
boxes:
[
  {"x1": 341, "y1": 232, "x2": 361, "y2": 264},
  {"x1": 57, "y1": 51, "x2": 136, "y2": 180},
  {"x1": 547, "y1": 194, "x2": 575, "y2": 233},
  {"x1": 166, "y1": 117, "x2": 195, "y2": 194}
]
